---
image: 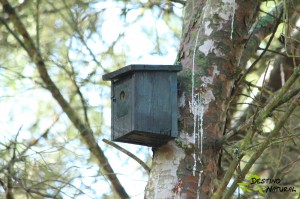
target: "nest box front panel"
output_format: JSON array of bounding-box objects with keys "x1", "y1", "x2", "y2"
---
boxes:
[{"x1": 112, "y1": 76, "x2": 132, "y2": 140}]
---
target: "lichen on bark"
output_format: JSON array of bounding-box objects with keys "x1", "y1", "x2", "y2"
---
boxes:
[{"x1": 145, "y1": 0, "x2": 260, "y2": 198}]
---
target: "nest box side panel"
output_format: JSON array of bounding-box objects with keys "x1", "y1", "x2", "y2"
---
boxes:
[
  {"x1": 133, "y1": 71, "x2": 173, "y2": 136},
  {"x1": 169, "y1": 72, "x2": 178, "y2": 138},
  {"x1": 111, "y1": 76, "x2": 132, "y2": 140}
]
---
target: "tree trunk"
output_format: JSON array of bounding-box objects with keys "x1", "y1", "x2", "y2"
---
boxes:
[{"x1": 145, "y1": 1, "x2": 259, "y2": 198}]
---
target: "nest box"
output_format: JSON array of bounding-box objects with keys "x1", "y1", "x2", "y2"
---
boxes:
[{"x1": 102, "y1": 64, "x2": 182, "y2": 147}]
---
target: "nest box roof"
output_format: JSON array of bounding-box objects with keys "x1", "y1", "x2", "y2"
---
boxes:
[{"x1": 102, "y1": 64, "x2": 182, "y2": 81}]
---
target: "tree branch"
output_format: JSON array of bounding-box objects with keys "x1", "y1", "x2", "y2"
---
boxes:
[
  {"x1": 215, "y1": 66, "x2": 300, "y2": 198},
  {"x1": 66, "y1": 51, "x2": 91, "y2": 127},
  {"x1": 237, "y1": 9, "x2": 283, "y2": 85},
  {"x1": 240, "y1": 0, "x2": 300, "y2": 69},
  {"x1": 224, "y1": 63, "x2": 300, "y2": 144},
  {"x1": 103, "y1": 139, "x2": 150, "y2": 173},
  {"x1": 273, "y1": 87, "x2": 300, "y2": 110},
  {"x1": 0, "y1": 0, "x2": 129, "y2": 198},
  {"x1": 224, "y1": 91, "x2": 300, "y2": 199},
  {"x1": 0, "y1": 17, "x2": 29, "y2": 54},
  {"x1": 49, "y1": 0, "x2": 108, "y2": 73},
  {"x1": 239, "y1": 3, "x2": 282, "y2": 68}
]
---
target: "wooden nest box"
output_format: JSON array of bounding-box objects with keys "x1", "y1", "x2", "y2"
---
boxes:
[{"x1": 103, "y1": 64, "x2": 182, "y2": 147}]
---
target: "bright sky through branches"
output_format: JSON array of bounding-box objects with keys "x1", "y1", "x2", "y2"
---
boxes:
[{"x1": 0, "y1": 1, "x2": 183, "y2": 198}]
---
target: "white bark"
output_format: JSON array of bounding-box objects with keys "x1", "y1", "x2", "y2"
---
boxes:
[{"x1": 145, "y1": 141, "x2": 185, "y2": 199}]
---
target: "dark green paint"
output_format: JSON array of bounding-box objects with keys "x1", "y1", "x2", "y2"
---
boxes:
[{"x1": 103, "y1": 65, "x2": 182, "y2": 147}]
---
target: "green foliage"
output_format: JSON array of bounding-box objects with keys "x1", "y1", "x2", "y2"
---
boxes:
[
  {"x1": 238, "y1": 174, "x2": 266, "y2": 195},
  {"x1": 0, "y1": 0, "x2": 182, "y2": 198},
  {"x1": 1, "y1": 0, "x2": 299, "y2": 198}
]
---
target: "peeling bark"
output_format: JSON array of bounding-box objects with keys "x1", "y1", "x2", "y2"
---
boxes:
[
  {"x1": 145, "y1": 0, "x2": 259, "y2": 198},
  {"x1": 145, "y1": 142, "x2": 185, "y2": 199}
]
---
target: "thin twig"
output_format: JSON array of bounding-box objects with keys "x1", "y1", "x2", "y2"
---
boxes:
[
  {"x1": 102, "y1": 139, "x2": 150, "y2": 173},
  {"x1": 244, "y1": 80, "x2": 274, "y2": 95},
  {"x1": 224, "y1": 92, "x2": 300, "y2": 199},
  {"x1": 35, "y1": 0, "x2": 40, "y2": 49},
  {"x1": 237, "y1": 9, "x2": 283, "y2": 85},
  {"x1": 66, "y1": 51, "x2": 91, "y2": 127},
  {"x1": 271, "y1": 87, "x2": 300, "y2": 110},
  {"x1": 0, "y1": 1, "x2": 129, "y2": 197},
  {"x1": 0, "y1": 17, "x2": 29, "y2": 54},
  {"x1": 219, "y1": 65, "x2": 300, "y2": 145},
  {"x1": 257, "y1": 47, "x2": 288, "y2": 57}
]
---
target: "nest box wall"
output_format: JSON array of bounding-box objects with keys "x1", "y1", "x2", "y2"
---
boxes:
[{"x1": 103, "y1": 64, "x2": 182, "y2": 147}]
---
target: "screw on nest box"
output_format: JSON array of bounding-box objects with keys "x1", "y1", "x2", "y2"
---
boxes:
[{"x1": 102, "y1": 64, "x2": 182, "y2": 147}]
